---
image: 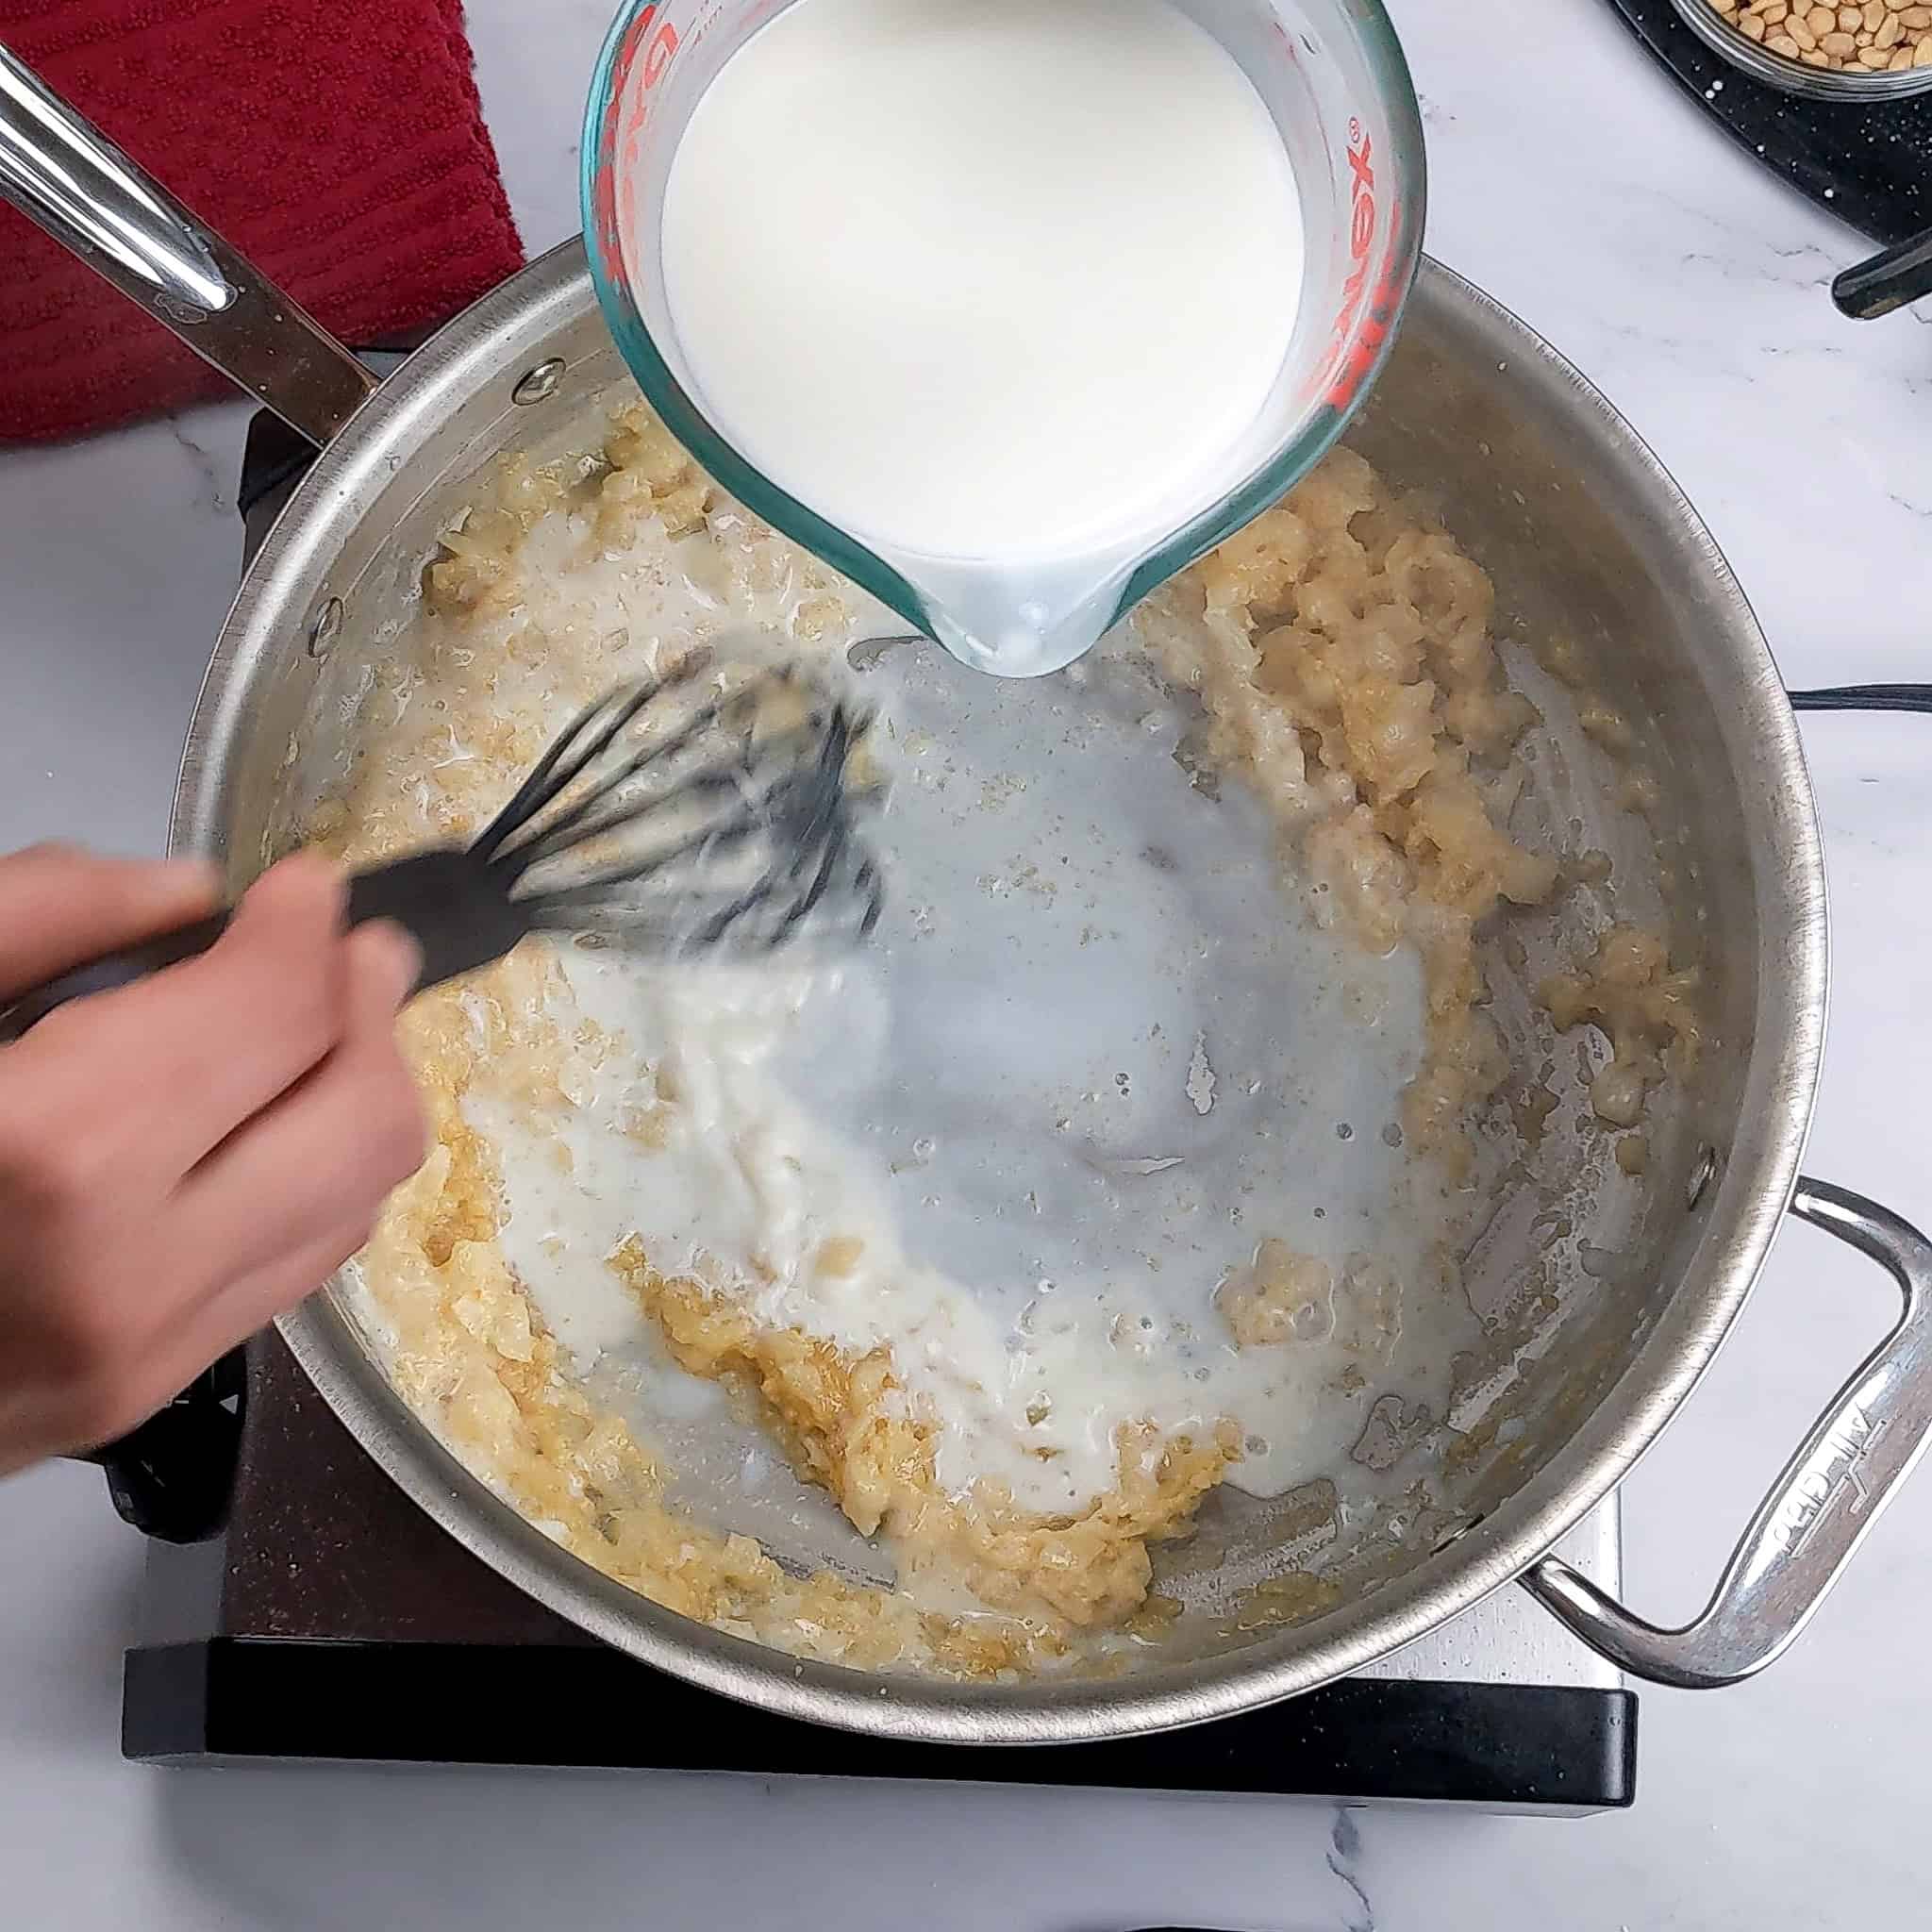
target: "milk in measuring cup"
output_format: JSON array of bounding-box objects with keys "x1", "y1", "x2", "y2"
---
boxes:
[{"x1": 646, "y1": 0, "x2": 1307, "y2": 676}]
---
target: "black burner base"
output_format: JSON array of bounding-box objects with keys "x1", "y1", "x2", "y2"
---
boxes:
[{"x1": 125, "y1": 1638, "x2": 1635, "y2": 1811}]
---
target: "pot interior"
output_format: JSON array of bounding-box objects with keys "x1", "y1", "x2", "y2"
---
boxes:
[{"x1": 182, "y1": 247, "x2": 1823, "y2": 1737}]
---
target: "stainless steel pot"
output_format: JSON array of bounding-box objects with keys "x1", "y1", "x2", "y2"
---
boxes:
[{"x1": 7, "y1": 45, "x2": 1931, "y2": 1743}]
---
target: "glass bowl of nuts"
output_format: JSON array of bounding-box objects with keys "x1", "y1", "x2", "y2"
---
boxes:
[{"x1": 1672, "y1": 0, "x2": 1932, "y2": 95}]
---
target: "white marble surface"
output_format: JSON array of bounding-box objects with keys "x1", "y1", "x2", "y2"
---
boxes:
[{"x1": 2, "y1": 1, "x2": 1929, "y2": 1925}]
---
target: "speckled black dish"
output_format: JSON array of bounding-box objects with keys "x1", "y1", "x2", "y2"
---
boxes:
[{"x1": 1606, "y1": 0, "x2": 1931, "y2": 243}]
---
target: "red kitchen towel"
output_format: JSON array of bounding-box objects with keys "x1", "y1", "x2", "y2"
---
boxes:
[{"x1": 0, "y1": 0, "x2": 525, "y2": 441}]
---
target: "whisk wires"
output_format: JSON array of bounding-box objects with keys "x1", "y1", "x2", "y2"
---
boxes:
[{"x1": 469, "y1": 658, "x2": 883, "y2": 957}]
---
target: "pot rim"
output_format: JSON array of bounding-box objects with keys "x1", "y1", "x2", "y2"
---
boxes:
[{"x1": 176, "y1": 240, "x2": 1828, "y2": 1743}]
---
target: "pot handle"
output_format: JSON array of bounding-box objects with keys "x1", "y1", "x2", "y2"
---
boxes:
[
  {"x1": 0, "y1": 42, "x2": 379, "y2": 446},
  {"x1": 1523, "y1": 1178, "x2": 1932, "y2": 1689}
]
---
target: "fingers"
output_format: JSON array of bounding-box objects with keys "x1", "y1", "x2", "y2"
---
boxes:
[
  {"x1": 99, "y1": 1217, "x2": 378, "y2": 1454},
  {"x1": 173, "y1": 920, "x2": 426, "y2": 1282},
  {"x1": 8, "y1": 853, "x2": 354, "y2": 1177},
  {"x1": 0, "y1": 909, "x2": 425, "y2": 1465},
  {"x1": 0, "y1": 844, "x2": 218, "y2": 998},
  {"x1": 0, "y1": 843, "x2": 434, "y2": 1474},
  {"x1": 43, "y1": 1215, "x2": 377, "y2": 1460}
]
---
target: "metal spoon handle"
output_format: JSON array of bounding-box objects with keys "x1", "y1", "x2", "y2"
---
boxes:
[
  {"x1": 0, "y1": 42, "x2": 378, "y2": 444},
  {"x1": 1831, "y1": 222, "x2": 1932, "y2": 321}
]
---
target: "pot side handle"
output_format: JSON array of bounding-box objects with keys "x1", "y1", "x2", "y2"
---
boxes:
[
  {"x1": 0, "y1": 42, "x2": 379, "y2": 446},
  {"x1": 1524, "y1": 1178, "x2": 1932, "y2": 1690}
]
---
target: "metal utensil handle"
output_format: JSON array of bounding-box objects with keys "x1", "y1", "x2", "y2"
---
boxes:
[
  {"x1": 1832, "y1": 224, "x2": 1932, "y2": 321},
  {"x1": 0, "y1": 42, "x2": 379, "y2": 445},
  {"x1": 1524, "y1": 1177, "x2": 1932, "y2": 1690}
]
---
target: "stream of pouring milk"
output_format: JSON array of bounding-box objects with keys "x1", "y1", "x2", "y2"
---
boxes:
[{"x1": 651, "y1": 0, "x2": 1307, "y2": 677}]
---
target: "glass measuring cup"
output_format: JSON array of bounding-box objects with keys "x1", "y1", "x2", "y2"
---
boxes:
[{"x1": 582, "y1": 0, "x2": 1424, "y2": 676}]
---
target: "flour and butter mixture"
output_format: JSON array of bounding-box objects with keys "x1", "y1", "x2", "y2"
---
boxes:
[{"x1": 314, "y1": 398, "x2": 1693, "y2": 1675}]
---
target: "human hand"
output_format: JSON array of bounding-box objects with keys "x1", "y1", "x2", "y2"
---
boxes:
[{"x1": 0, "y1": 846, "x2": 425, "y2": 1476}]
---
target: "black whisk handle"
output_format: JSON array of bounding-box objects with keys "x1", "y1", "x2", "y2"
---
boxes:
[
  {"x1": 0, "y1": 848, "x2": 529, "y2": 1045},
  {"x1": 0, "y1": 909, "x2": 232, "y2": 1042},
  {"x1": 344, "y1": 848, "x2": 533, "y2": 991}
]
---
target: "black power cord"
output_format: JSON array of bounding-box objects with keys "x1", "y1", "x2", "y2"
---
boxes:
[{"x1": 1788, "y1": 685, "x2": 1932, "y2": 715}]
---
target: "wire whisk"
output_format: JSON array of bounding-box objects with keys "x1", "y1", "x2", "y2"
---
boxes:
[
  {"x1": 0, "y1": 657, "x2": 886, "y2": 1041},
  {"x1": 475, "y1": 658, "x2": 883, "y2": 955}
]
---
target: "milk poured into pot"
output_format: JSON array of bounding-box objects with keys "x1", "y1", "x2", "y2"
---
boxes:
[
  {"x1": 650, "y1": 0, "x2": 1307, "y2": 675},
  {"x1": 324, "y1": 384, "x2": 1691, "y2": 1674},
  {"x1": 467, "y1": 636, "x2": 1457, "y2": 1522}
]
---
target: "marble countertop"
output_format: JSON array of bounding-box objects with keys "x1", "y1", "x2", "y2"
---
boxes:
[{"x1": 3, "y1": 1, "x2": 1928, "y2": 1925}]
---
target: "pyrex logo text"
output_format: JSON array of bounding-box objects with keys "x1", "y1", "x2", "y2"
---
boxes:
[
  {"x1": 640, "y1": 6, "x2": 680, "y2": 87},
  {"x1": 1323, "y1": 118, "x2": 1398, "y2": 412}
]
